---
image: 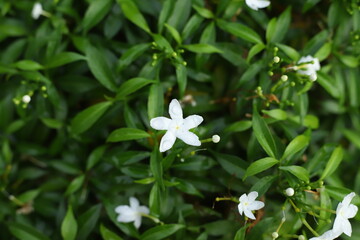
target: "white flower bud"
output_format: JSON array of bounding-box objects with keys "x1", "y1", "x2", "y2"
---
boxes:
[
  {"x1": 298, "y1": 235, "x2": 305, "y2": 240},
  {"x1": 273, "y1": 56, "x2": 280, "y2": 63},
  {"x1": 285, "y1": 187, "x2": 295, "y2": 197},
  {"x1": 272, "y1": 232, "x2": 279, "y2": 239},
  {"x1": 32, "y1": 3, "x2": 43, "y2": 19},
  {"x1": 212, "y1": 135, "x2": 220, "y2": 143},
  {"x1": 281, "y1": 75, "x2": 288, "y2": 82},
  {"x1": 309, "y1": 73, "x2": 317, "y2": 81},
  {"x1": 22, "y1": 95, "x2": 31, "y2": 103}
]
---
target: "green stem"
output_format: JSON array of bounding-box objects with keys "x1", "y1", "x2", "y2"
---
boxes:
[
  {"x1": 141, "y1": 213, "x2": 164, "y2": 225},
  {"x1": 300, "y1": 216, "x2": 319, "y2": 237},
  {"x1": 215, "y1": 197, "x2": 239, "y2": 203}
]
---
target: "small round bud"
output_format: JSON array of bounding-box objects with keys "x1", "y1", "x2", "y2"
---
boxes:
[
  {"x1": 281, "y1": 75, "x2": 288, "y2": 82},
  {"x1": 309, "y1": 73, "x2": 317, "y2": 81},
  {"x1": 298, "y1": 235, "x2": 305, "y2": 240},
  {"x1": 182, "y1": 61, "x2": 187, "y2": 66},
  {"x1": 172, "y1": 52, "x2": 177, "y2": 58},
  {"x1": 268, "y1": 71, "x2": 274, "y2": 76},
  {"x1": 273, "y1": 47, "x2": 279, "y2": 52},
  {"x1": 271, "y1": 232, "x2": 279, "y2": 239},
  {"x1": 212, "y1": 135, "x2": 220, "y2": 143},
  {"x1": 180, "y1": 158, "x2": 185, "y2": 162},
  {"x1": 22, "y1": 95, "x2": 31, "y2": 103},
  {"x1": 273, "y1": 56, "x2": 280, "y2": 63},
  {"x1": 285, "y1": 187, "x2": 295, "y2": 197},
  {"x1": 152, "y1": 54, "x2": 158, "y2": 60},
  {"x1": 41, "y1": 86, "x2": 47, "y2": 91},
  {"x1": 290, "y1": 82, "x2": 296, "y2": 87}
]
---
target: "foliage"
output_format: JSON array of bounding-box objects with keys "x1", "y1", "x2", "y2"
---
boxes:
[{"x1": 0, "y1": 0, "x2": 360, "y2": 239}]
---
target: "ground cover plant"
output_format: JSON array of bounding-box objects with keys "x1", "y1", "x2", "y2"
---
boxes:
[{"x1": 0, "y1": 0, "x2": 360, "y2": 239}]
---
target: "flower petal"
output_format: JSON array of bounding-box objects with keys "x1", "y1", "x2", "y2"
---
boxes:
[
  {"x1": 344, "y1": 204, "x2": 358, "y2": 219},
  {"x1": 115, "y1": 205, "x2": 131, "y2": 214},
  {"x1": 238, "y1": 203, "x2": 244, "y2": 215},
  {"x1": 254, "y1": 0, "x2": 270, "y2": 8},
  {"x1": 138, "y1": 206, "x2": 150, "y2": 215},
  {"x1": 150, "y1": 117, "x2": 171, "y2": 130},
  {"x1": 134, "y1": 216, "x2": 142, "y2": 229},
  {"x1": 176, "y1": 131, "x2": 201, "y2": 146},
  {"x1": 129, "y1": 197, "x2": 139, "y2": 209},
  {"x1": 159, "y1": 131, "x2": 176, "y2": 152},
  {"x1": 247, "y1": 191, "x2": 259, "y2": 202},
  {"x1": 183, "y1": 115, "x2": 203, "y2": 130},
  {"x1": 169, "y1": 99, "x2": 183, "y2": 119},
  {"x1": 333, "y1": 215, "x2": 352, "y2": 236},
  {"x1": 342, "y1": 192, "x2": 356, "y2": 206},
  {"x1": 249, "y1": 201, "x2": 265, "y2": 211},
  {"x1": 244, "y1": 208, "x2": 256, "y2": 220}
]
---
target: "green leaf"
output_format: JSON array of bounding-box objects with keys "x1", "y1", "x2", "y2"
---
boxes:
[
  {"x1": 107, "y1": 128, "x2": 150, "y2": 142},
  {"x1": 71, "y1": 101, "x2": 113, "y2": 135},
  {"x1": 317, "y1": 71, "x2": 340, "y2": 99},
  {"x1": 343, "y1": 129, "x2": 360, "y2": 149},
  {"x1": 262, "y1": 109, "x2": 287, "y2": 121},
  {"x1": 46, "y1": 52, "x2": 86, "y2": 69},
  {"x1": 78, "y1": 204, "x2": 102, "y2": 240},
  {"x1": 282, "y1": 135, "x2": 310, "y2": 160},
  {"x1": 117, "y1": 43, "x2": 150, "y2": 71},
  {"x1": 314, "y1": 42, "x2": 332, "y2": 61},
  {"x1": 148, "y1": 83, "x2": 164, "y2": 120},
  {"x1": 8, "y1": 222, "x2": 50, "y2": 240},
  {"x1": 279, "y1": 165, "x2": 309, "y2": 182},
  {"x1": 182, "y1": 43, "x2": 222, "y2": 54},
  {"x1": 234, "y1": 225, "x2": 246, "y2": 240},
  {"x1": 182, "y1": 14, "x2": 204, "y2": 40},
  {"x1": 164, "y1": 23, "x2": 182, "y2": 45},
  {"x1": 175, "y1": 63, "x2": 187, "y2": 97},
  {"x1": 61, "y1": 205, "x2": 78, "y2": 240},
  {"x1": 100, "y1": 224, "x2": 124, "y2": 240},
  {"x1": 247, "y1": 43, "x2": 265, "y2": 62},
  {"x1": 269, "y1": 7, "x2": 291, "y2": 43},
  {"x1": 250, "y1": 175, "x2": 277, "y2": 197},
  {"x1": 217, "y1": 19, "x2": 263, "y2": 44},
  {"x1": 65, "y1": 175, "x2": 85, "y2": 196},
  {"x1": 86, "y1": 145, "x2": 107, "y2": 170},
  {"x1": 116, "y1": 78, "x2": 155, "y2": 100},
  {"x1": 83, "y1": 0, "x2": 113, "y2": 32},
  {"x1": 276, "y1": 43, "x2": 300, "y2": 61},
  {"x1": 192, "y1": 5, "x2": 214, "y2": 19},
  {"x1": 320, "y1": 146, "x2": 343, "y2": 180},
  {"x1": 252, "y1": 107, "x2": 278, "y2": 159},
  {"x1": 212, "y1": 152, "x2": 247, "y2": 180},
  {"x1": 117, "y1": 0, "x2": 151, "y2": 33},
  {"x1": 86, "y1": 45, "x2": 117, "y2": 91},
  {"x1": 140, "y1": 224, "x2": 185, "y2": 240},
  {"x1": 337, "y1": 54, "x2": 359, "y2": 68},
  {"x1": 40, "y1": 118, "x2": 63, "y2": 129},
  {"x1": 150, "y1": 148, "x2": 164, "y2": 189},
  {"x1": 14, "y1": 60, "x2": 43, "y2": 70},
  {"x1": 244, "y1": 157, "x2": 279, "y2": 180},
  {"x1": 224, "y1": 120, "x2": 252, "y2": 133}
]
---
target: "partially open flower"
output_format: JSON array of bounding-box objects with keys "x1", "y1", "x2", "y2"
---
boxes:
[
  {"x1": 238, "y1": 191, "x2": 265, "y2": 220},
  {"x1": 296, "y1": 55, "x2": 320, "y2": 81},
  {"x1": 32, "y1": 3, "x2": 43, "y2": 19},
  {"x1": 333, "y1": 192, "x2": 358, "y2": 237},
  {"x1": 309, "y1": 230, "x2": 339, "y2": 240},
  {"x1": 245, "y1": 0, "x2": 270, "y2": 11},
  {"x1": 115, "y1": 197, "x2": 149, "y2": 229},
  {"x1": 150, "y1": 99, "x2": 203, "y2": 152}
]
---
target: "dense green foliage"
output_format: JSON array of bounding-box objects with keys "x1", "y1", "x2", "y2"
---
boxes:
[{"x1": 1, "y1": 0, "x2": 360, "y2": 239}]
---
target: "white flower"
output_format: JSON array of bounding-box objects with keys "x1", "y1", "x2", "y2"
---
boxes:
[
  {"x1": 333, "y1": 192, "x2": 358, "y2": 237},
  {"x1": 238, "y1": 191, "x2": 265, "y2": 220},
  {"x1": 297, "y1": 55, "x2": 320, "y2": 81},
  {"x1": 285, "y1": 187, "x2": 295, "y2": 197},
  {"x1": 150, "y1": 99, "x2": 203, "y2": 152},
  {"x1": 32, "y1": 3, "x2": 43, "y2": 19},
  {"x1": 115, "y1": 197, "x2": 149, "y2": 229},
  {"x1": 212, "y1": 135, "x2": 220, "y2": 143},
  {"x1": 245, "y1": 0, "x2": 270, "y2": 11},
  {"x1": 22, "y1": 95, "x2": 31, "y2": 103},
  {"x1": 309, "y1": 230, "x2": 339, "y2": 240}
]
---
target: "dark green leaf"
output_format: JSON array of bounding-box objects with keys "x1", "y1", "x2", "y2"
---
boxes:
[
  {"x1": 46, "y1": 52, "x2": 86, "y2": 69},
  {"x1": 117, "y1": 0, "x2": 151, "y2": 33},
  {"x1": 244, "y1": 157, "x2": 279, "y2": 180},
  {"x1": 107, "y1": 128, "x2": 150, "y2": 142},
  {"x1": 217, "y1": 19, "x2": 263, "y2": 44},
  {"x1": 140, "y1": 224, "x2": 185, "y2": 240},
  {"x1": 320, "y1": 146, "x2": 343, "y2": 180},
  {"x1": 279, "y1": 165, "x2": 309, "y2": 182},
  {"x1": 61, "y1": 205, "x2": 78, "y2": 240},
  {"x1": 83, "y1": 0, "x2": 113, "y2": 32},
  {"x1": 116, "y1": 78, "x2": 155, "y2": 100}
]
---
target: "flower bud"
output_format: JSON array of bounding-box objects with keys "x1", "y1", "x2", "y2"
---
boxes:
[
  {"x1": 281, "y1": 75, "x2": 288, "y2": 82},
  {"x1": 298, "y1": 235, "x2": 305, "y2": 240},
  {"x1": 22, "y1": 95, "x2": 31, "y2": 104},
  {"x1": 285, "y1": 187, "x2": 295, "y2": 197},
  {"x1": 212, "y1": 135, "x2": 220, "y2": 143},
  {"x1": 272, "y1": 232, "x2": 279, "y2": 239},
  {"x1": 273, "y1": 56, "x2": 280, "y2": 63}
]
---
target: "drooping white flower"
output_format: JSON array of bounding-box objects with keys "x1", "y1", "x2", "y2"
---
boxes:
[
  {"x1": 309, "y1": 230, "x2": 340, "y2": 240},
  {"x1": 245, "y1": 0, "x2": 270, "y2": 11},
  {"x1": 333, "y1": 192, "x2": 358, "y2": 237},
  {"x1": 296, "y1": 55, "x2": 320, "y2": 81},
  {"x1": 150, "y1": 99, "x2": 203, "y2": 152},
  {"x1": 115, "y1": 197, "x2": 149, "y2": 229},
  {"x1": 32, "y1": 3, "x2": 43, "y2": 19},
  {"x1": 238, "y1": 191, "x2": 265, "y2": 220}
]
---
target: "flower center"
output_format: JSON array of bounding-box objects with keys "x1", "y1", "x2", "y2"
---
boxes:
[
  {"x1": 244, "y1": 202, "x2": 249, "y2": 206},
  {"x1": 175, "y1": 125, "x2": 180, "y2": 130}
]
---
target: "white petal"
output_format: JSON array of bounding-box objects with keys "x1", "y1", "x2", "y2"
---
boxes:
[
  {"x1": 344, "y1": 204, "x2": 358, "y2": 218},
  {"x1": 134, "y1": 216, "x2": 142, "y2": 229},
  {"x1": 333, "y1": 215, "x2": 352, "y2": 236},
  {"x1": 32, "y1": 3, "x2": 43, "y2": 19},
  {"x1": 245, "y1": 0, "x2": 258, "y2": 10},
  {"x1": 159, "y1": 131, "x2": 176, "y2": 152},
  {"x1": 115, "y1": 205, "x2": 131, "y2": 214},
  {"x1": 238, "y1": 203, "x2": 244, "y2": 215},
  {"x1": 176, "y1": 131, "x2": 201, "y2": 146},
  {"x1": 169, "y1": 99, "x2": 183, "y2": 119},
  {"x1": 239, "y1": 193, "x2": 248, "y2": 203},
  {"x1": 150, "y1": 117, "x2": 171, "y2": 130},
  {"x1": 254, "y1": 0, "x2": 270, "y2": 8},
  {"x1": 183, "y1": 115, "x2": 203, "y2": 130},
  {"x1": 342, "y1": 192, "x2": 356, "y2": 206},
  {"x1": 117, "y1": 212, "x2": 136, "y2": 223},
  {"x1": 248, "y1": 191, "x2": 259, "y2": 202},
  {"x1": 138, "y1": 206, "x2": 150, "y2": 215},
  {"x1": 249, "y1": 201, "x2": 265, "y2": 211},
  {"x1": 342, "y1": 219, "x2": 352, "y2": 236},
  {"x1": 129, "y1": 197, "x2": 139, "y2": 209},
  {"x1": 244, "y1": 208, "x2": 256, "y2": 220}
]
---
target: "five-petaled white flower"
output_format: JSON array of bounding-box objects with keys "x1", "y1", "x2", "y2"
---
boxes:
[
  {"x1": 238, "y1": 191, "x2": 265, "y2": 220},
  {"x1": 115, "y1": 197, "x2": 149, "y2": 229},
  {"x1": 245, "y1": 0, "x2": 270, "y2": 11},
  {"x1": 32, "y1": 3, "x2": 43, "y2": 19},
  {"x1": 296, "y1": 55, "x2": 320, "y2": 81},
  {"x1": 309, "y1": 230, "x2": 340, "y2": 240},
  {"x1": 150, "y1": 99, "x2": 203, "y2": 152},
  {"x1": 333, "y1": 192, "x2": 358, "y2": 237}
]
